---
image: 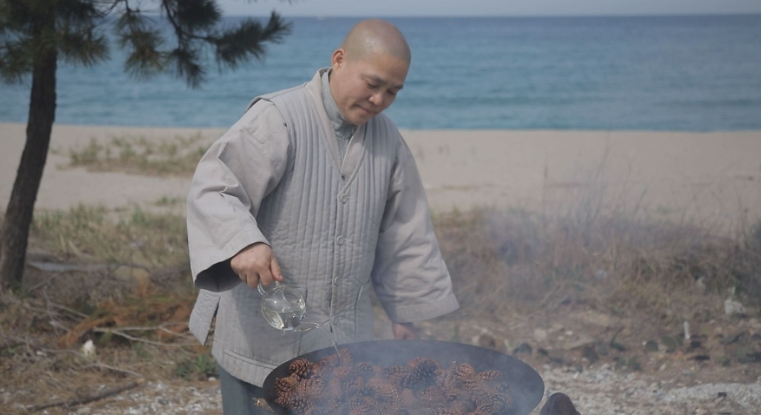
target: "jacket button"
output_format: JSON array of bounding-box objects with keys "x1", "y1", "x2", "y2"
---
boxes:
[
  {"x1": 339, "y1": 193, "x2": 349, "y2": 203},
  {"x1": 336, "y1": 236, "x2": 345, "y2": 246}
]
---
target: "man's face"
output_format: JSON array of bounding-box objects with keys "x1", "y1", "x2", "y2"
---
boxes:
[{"x1": 329, "y1": 50, "x2": 409, "y2": 125}]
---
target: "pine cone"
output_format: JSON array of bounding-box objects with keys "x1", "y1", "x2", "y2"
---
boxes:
[
  {"x1": 417, "y1": 385, "x2": 446, "y2": 406},
  {"x1": 450, "y1": 400, "x2": 474, "y2": 415},
  {"x1": 412, "y1": 359, "x2": 440, "y2": 382},
  {"x1": 388, "y1": 372, "x2": 418, "y2": 390},
  {"x1": 324, "y1": 376, "x2": 343, "y2": 399},
  {"x1": 454, "y1": 363, "x2": 476, "y2": 379},
  {"x1": 384, "y1": 365, "x2": 409, "y2": 377},
  {"x1": 318, "y1": 356, "x2": 337, "y2": 370},
  {"x1": 301, "y1": 376, "x2": 325, "y2": 399},
  {"x1": 343, "y1": 375, "x2": 365, "y2": 397},
  {"x1": 290, "y1": 358, "x2": 316, "y2": 379},
  {"x1": 337, "y1": 348, "x2": 354, "y2": 366},
  {"x1": 494, "y1": 382, "x2": 511, "y2": 394},
  {"x1": 351, "y1": 396, "x2": 376, "y2": 409},
  {"x1": 275, "y1": 374, "x2": 300, "y2": 396},
  {"x1": 398, "y1": 389, "x2": 417, "y2": 408},
  {"x1": 355, "y1": 362, "x2": 375, "y2": 378},
  {"x1": 333, "y1": 365, "x2": 353, "y2": 381},
  {"x1": 349, "y1": 407, "x2": 374, "y2": 415},
  {"x1": 476, "y1": 370, "x2": 502, "y2": 382},
  {"x1": 285, "y1": 395, "x2": 311, "y2": 413},
  {"x1": 365, "y1": 377, "x2": 397, "y2": 403},
  {"x1": 275, "y1": 394, "x2": 291, "y2": 407},
  {"x1": 476, "y1": 395, "x2": 506, "y2": 415}
]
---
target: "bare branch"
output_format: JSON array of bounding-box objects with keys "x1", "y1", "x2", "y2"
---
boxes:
[
  {"x1": 82, "y1": 362, "x2": 144, "y2": 378},
  {"x1": 26, "y1": 380, "x2": 143, "y2": 412},
  {"x1": 93, "y1": 327, "x2": 194, "y2": 347}
]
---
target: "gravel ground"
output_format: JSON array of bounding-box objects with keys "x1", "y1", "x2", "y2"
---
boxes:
[
  {"x1": 541, "y1": 365, "x2": 761, "y2": 415},
  {"x1": 11, "y1": 366, "x2": 759, "y2": 415}
]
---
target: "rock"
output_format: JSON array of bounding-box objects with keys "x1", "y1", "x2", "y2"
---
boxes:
[
  {"x1": 80, "y1": 339, "x2": 96, "y2": 360},
  {"x1": 534, "y1": 328, "x2": 548, "y2": 343},
  {"x1": 717, "y1": 355, "x2": 732, "y2": 366},
  {"x1": 735, "y1": 345, "x2": 761, "y2": 364},
  {"x1": 724, "y1": 297, "x2": 747, "y2": 316},
  {"x1": 548, "y1": 353, "x2": 567, "y2": 366},
  {"x1": 540, "y1": 393, "x2": 581, "y2": 415},
  {"x1": 582, "y1": 345, "x2": 599, "y2": 364},
  {"x1": 513, "y1": 343, "x2": 533, "y2": 355},
  {"x1": 597, "y1": 343, "x2": 609, "y2": 356},
  {"x1": 477, "y1": 334, "x2": 501, "y2": 351},
  {"x1": 723, "y1": 331, "x2": 748, "y2": 345},
  {"x1": 661, "y1": 335, "x2": 680, "y2": 353},
  {"x1": 572, "y1": 310, "x2": 610, "y2": 327},
  {"x1": 688, "y1": 339, "x2": 703, "y2": 351},
  {"x1": 610, "y1": 342, "x2": 626, "y2": 352},
  {"x1": 564, "y1": 337, "x2": 596, "y2": 351}
]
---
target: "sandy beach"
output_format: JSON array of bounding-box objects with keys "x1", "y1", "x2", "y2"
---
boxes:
[{"x1": 2, "y1": 122, "x2": 761, "y2": 232}]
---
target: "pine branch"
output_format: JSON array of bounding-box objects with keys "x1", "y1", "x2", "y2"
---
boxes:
[
  {"x1": 0, "y1": 38, "x2": 33, "y2": 83},
  {"x1": 59, "y1": 30, "x2": 109, "y2": 66}
]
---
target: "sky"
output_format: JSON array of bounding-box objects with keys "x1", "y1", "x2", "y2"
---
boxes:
[{"x1": 219, "y1": 0, "x2": 761, "y2": 17}]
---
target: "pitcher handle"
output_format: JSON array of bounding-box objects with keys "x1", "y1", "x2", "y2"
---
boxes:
[{"x1": 257, "y1": 280, "x2": 280, "y2": 296}]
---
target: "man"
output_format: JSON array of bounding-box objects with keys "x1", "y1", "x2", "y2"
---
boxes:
[{"x1": 186, "y1": 19, "x2": 459, "y2": 414}]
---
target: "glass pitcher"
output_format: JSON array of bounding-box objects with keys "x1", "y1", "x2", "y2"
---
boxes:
[{"x1": 258, "y1": 282, "x2": 323, "y2": 332}]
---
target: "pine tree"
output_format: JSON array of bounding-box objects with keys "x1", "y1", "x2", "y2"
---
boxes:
[{"x1": 0, "y1": 0, "x2": 290, "y2": 294}]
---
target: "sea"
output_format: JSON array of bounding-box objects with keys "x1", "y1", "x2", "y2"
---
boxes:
[{"x1": 1, "y1": 15, "x2": 760, "y2": 131}]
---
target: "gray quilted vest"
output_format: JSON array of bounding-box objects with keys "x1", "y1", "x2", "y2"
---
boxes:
[{"x1": 190, "y1": 78, "x2": 401, "y2": 386}]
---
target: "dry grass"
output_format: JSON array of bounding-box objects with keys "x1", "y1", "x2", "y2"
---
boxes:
[
  {"x1": 2, "y1": 198, "x2": 760, "y2": 411},
  {"x1": 61, "y1": 133, "x2": 209, "y2": 177},
  {"x1": 5, "y1": 200, "x2": 760, "y2": 332},
  {"x1": 30, "y1": 204, "x2": 189, "y2": 271},
  {"x1": 0, "y1": 206, "x2": 209, "y2": 412},
  {"x1": 435, "y1": 208, "x2": 761, "y2": 324}
]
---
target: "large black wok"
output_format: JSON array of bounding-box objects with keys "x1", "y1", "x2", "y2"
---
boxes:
[{"x1": 262, "y1": 339, "x2": 544, "y2": 415}]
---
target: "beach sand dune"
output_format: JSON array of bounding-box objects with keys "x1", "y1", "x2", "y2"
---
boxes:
[{"x1": 2, "y1": 123, "x2": 760, "y2": 232}]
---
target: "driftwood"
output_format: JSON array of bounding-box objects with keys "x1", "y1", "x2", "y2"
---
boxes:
[{"x1": 26, "y1": 380, "x2": 143, "y2": 412}]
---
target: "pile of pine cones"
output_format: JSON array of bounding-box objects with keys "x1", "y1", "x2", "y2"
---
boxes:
[{"x1": 274, "y1": 348, "x2": 513, "y2": 415}]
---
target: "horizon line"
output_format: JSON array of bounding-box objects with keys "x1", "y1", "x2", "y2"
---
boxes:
[{"x1": 221, "y1": 12, "x2": 761, "y2": 19}]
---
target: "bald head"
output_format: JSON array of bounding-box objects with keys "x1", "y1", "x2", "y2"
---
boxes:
[
  {"x1": 328, "y1": 19, "x2": 410, "y2": 125},
  {"x1": 340, "y1": 19, "x2": 411, "y2": 65}
]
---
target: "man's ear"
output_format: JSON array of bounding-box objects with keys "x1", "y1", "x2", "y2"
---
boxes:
[{"x1": 331, "y1": 48, "x2": 346, "y2": 70}]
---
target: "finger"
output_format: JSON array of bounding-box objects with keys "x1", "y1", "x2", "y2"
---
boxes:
[
  {"x1": 245, "y1": 273, "x2": 260, "y2": 289},
  {"x1": 270, "y1": 256, "x2": 284, "y2": 282},
  {"x1": 258, "y1": 266, "x2": 275, "y2": 287}
]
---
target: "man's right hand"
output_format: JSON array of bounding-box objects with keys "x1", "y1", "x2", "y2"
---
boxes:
[{"x1": 230, "y1": 243, "x2": 284, "y2": 289}]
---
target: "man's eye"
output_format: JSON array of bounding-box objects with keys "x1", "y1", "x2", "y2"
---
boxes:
[
  {"x1": 388, "y1": 90, "x2": 398, "y2": 96},
  {"x1": 367, "y1": 83, "x2": 377, "y2": 88}
]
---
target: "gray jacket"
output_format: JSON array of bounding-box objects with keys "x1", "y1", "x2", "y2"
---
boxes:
[{"x1": 186, "y1": 69, "x2": 459, "y2": 386}]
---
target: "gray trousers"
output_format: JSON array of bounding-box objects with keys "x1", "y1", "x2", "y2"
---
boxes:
[{"x1": 218, "y1": 364, "x2": 270, "y2": 414}]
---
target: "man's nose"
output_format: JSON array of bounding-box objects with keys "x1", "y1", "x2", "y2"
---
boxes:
[{"x1": 368, "y1": 92, "x2": 385, "y2": 107}]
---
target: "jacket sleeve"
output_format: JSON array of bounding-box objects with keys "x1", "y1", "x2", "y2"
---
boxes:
[
  {"x1": 186, "y1": 101, "x2": 289, "y2": 292},
  {"x1": 371, "y1": 136, "x2": 460, "y2": 323}
]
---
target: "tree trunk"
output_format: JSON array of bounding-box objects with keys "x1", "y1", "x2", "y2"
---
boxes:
[{"x1": 0, "y1": 46, "x2": 57, "y2": 293}]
